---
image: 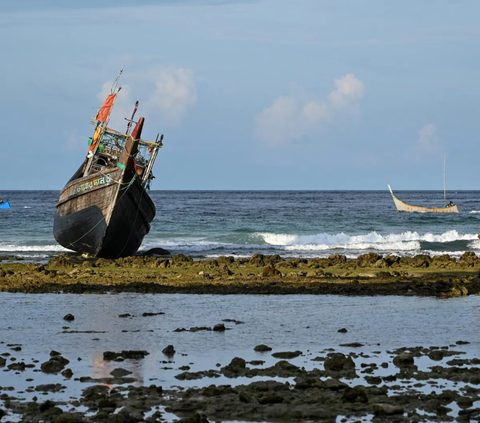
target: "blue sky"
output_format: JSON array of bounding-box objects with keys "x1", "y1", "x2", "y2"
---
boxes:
[{"x1": 1, "y1": 0, "x2": 479, "y2": 190}]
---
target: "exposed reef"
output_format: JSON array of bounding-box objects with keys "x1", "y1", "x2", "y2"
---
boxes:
[{"x1": 1, "y1": 252, "x2": 480, "y2": 297}]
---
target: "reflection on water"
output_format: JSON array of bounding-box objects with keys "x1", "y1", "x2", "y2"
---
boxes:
[{"x1": 1, "y1": 293, "x2": 480, "y2": 415}]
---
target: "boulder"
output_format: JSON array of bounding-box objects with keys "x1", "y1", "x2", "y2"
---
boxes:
[
  {"x1": 272, "y1": 350, "x2": 302, "y2": 359},
  {"x1": 141, "y1": 247, "x2": 171, "y2": 256},
  {"x1": 254, "y1": 344, "x2": 272, "y2": 352},
  {"x1": 328, "y1": 254, "x2": 347, "y2": 265},
  {"x1": 458, "y1": 252, "x2": 479, "y2": 268},
  {"x1": 373, "y1": 403, "x2": 404, "y2": 415},
  {"x1": 249, "y1": 254, "x2": 265, "y2": 267},
  {"x1": 110, "y1": 368, "x2": 132, "y2": 378},
  {"x1": 357, "y1": 253, "x2": 382, "y2": 267},
  {"x1": 324, "y1": 353, "x2": 355, "y2": 372},
  {"x1": 171, "y1": 254, "x2": 193, "y2": 265},
  {"x1": 432, "y1": 254, "x2": 457, "y2": 268},
  {"x1": 63, "y1": 314, "x2": 75, "y2": 322},
  {"x1": 393, "y1": 353, "x2": 414, "y2": 367},
  {"x1": 342, "y1": 386, "x2": 368, "y2": 403},
  {"x1": 41, "y1": 356, "x2": 70, "y2": 374},
  {"x1": 262, "y1": 265, "x2": 282, "y2": 277},
  {"x1": 162, "y1": 345, "x2": 176, "y2": 356}
]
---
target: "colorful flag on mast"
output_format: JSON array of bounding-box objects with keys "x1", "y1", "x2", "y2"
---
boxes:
[{"x1": 95, "y1": 94, "x2": 117, "y2": 123}]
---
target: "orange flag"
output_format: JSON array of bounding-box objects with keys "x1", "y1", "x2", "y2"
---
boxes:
[{"x1": 95, "y1": 94, "x2": 116, "y2": 123}]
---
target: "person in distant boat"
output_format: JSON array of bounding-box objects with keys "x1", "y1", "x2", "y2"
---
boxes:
[
  {"x1": 0, "y1": 199, "x2": 3, "y2": 204},
  {"x1": 447, "y1": 201, "x2": 454, "y2": 208}
]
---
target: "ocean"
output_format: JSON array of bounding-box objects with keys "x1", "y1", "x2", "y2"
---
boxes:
[{"x1": 1, "y1": 190, "x2": 480, "y2": 262}]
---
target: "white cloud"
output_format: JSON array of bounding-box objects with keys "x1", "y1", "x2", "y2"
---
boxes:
[
  {"x1": 95, "y1": 67, "x2": 196, "y2": 132},
  {"x1": 416, "y1": 123, "x2": 442, "y2": 153},
  {"x1": 327, "y1": 73, "x2": 366, "y2": 109},
  {"x1": 255, "y1": 73, "x2": 365, "y2": 145},
  {"x1": 145, "y1": 67, "x2": 197, "y2": 125}
]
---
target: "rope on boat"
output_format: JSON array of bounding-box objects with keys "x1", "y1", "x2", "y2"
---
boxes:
[{"x1": 67, "y1": 175, "x2": 137, "y2": 250}]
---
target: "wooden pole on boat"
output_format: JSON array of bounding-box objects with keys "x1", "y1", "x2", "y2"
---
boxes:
[
  {"x1": 125, "y1": 101, "x2": 139, "y2": 136},
  {"x1": 84, "y1": 70, "x2": 123, "y2": 176},
  {"x1": 143, "y1": 133, "x2": 163, "y2": 185},
  {"x1": 444, "y1": 153, "x2": 446, "y2": 207}
]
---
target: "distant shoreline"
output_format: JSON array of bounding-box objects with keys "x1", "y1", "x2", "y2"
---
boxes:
[{"x1": 1, "y1": 252, "x2": 479, "y2": 297}]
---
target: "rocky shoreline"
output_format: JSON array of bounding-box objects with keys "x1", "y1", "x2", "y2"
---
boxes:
[
  {"x1": 1, "y1": 252, "x2": 480, "y2": 297},
  {"x1": 2, "y1": 341, "x2": 480, "y2": 422}
]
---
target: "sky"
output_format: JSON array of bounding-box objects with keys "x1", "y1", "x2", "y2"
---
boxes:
[{"x1": 1, "y1": 0, "x2": 479, "y2": 190}]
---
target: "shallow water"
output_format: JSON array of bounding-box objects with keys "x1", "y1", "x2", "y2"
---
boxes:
[{"x1": 1, "y1": 293, "x2": 479, "y2": 397}]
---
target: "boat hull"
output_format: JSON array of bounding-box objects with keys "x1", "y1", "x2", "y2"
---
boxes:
[
  {"x1": 0, "y1": 201, "x2": 10, "y2": 209},
  {"x1": 54, "y1": 167, "x2": 156, "y2": 258},
  {"x1": 388, "y1": 188, "x2": 459, "y2": 213}
]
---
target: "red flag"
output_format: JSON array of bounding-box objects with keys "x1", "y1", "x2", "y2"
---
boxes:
[{"x1": 95, "y1": 94, "x2": 116, "y2": 123}]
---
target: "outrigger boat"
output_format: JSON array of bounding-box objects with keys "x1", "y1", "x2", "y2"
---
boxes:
[
  {"x1": 0, "y1": 200, "x2": 10, "y2": 209},
  {"x1": 388, "y1": 154, "x2": 459, "y2": 214},
  {"x1": 53, "y1": 70, "x2": 164, "y2": 258}
]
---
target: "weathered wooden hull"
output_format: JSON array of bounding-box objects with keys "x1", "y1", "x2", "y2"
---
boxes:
[
  {"x1": 388, "y1": 185, "x2": 459, "y2": 213},
  {"x1": 54, "y1": 167, "x2": 156, "y2": 258}
]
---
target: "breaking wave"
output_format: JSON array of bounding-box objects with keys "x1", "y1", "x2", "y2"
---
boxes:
[
  {"x1": 257, "y1": 230, "x2": 476, "y2": 253},
  {"x1": 0, "y1": 244, "x2": 68, "y2": 252}
]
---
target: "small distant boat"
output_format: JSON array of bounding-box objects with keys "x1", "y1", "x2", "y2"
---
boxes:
[
  {"x1": 0, "y1": 200, "x2": 10, "y2": 209},
  {"x1": 388, "y1": 154, "x2": 459, "y2": 213}
]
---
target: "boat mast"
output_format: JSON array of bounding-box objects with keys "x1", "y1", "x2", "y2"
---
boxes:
[
  {"x1": 84, "y1": 69, "x2": 123, "y2": 176},
  {"x1": 444, "y1": 153, "x2": 446, "y2": 207}
]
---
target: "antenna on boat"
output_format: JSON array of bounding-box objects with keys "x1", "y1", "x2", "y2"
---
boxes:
[
  {"x1": 444, "y1": 153, "x2": 446, "y2": 208},
  {"x1": 125, "y1": 101, "x2": 139, "y2": 136},
  {"x1": 111, "y1": 69, "x2": 123, "y2": 94}
]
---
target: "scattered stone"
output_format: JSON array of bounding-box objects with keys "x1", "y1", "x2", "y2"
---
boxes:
[
  {"x1": 110, "y1": 368, "x2": 132, "y2": 378},
  {"x1": 213, "y1": 323, "x2": 226, "y2": 332},
  {"x1": 271, "y1": 350, "x2": 302, "y2": 359},
  {"x1": 340, "y1": 342, "x2": 364, "y2": 348},
  {"x1": 393, "y1": 353, "x2": 415, "y2": 367},
  {"x1": 162, "y1": 345, "x2": 176, "y2": 356},
  {"x1": 337, "y1": 328, "x2": 348, "y2": 333},
  {"x1": 142, "y1": 312, "x2": 165, "y2": 317},
  {"x1": 103, "y1": 350, "x2": 149, "y2": 361},
  {"x1": 40, "y1": 356, "x2": 70, "y2": 374},
  {"x1": 254, "y1": 344, "x2": 272, "y2": 352},
  {"x1": 142, "y1": 247, "x2": 171, "y2": 256},
  {"x1": 61, "y1": 368, "x2": 73, "y2": 378},
  {"x1": 324, "y1": 353, "x2": 356, "y2": 373},
  {"x1": 373, "y1": 403, "x2": 404, "y2": 415},
  {"x1": 63, "y1": 314, "x2": 75, "y2": 322},
  {"x1": 222, "y1": 319, "x2": 244, "y2": 324}
]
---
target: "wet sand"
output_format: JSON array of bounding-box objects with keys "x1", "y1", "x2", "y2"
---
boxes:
[{"x1": 1, "y1": 252, "x2": 480, "y2": 297}]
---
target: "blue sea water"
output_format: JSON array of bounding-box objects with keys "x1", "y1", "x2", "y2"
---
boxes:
[{"x1": 1, "y1": 190, "x2": 480, "y2": 262}]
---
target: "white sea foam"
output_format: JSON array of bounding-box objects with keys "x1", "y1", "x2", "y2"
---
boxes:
[
  {"x1": 256, "y1": 230, "x2": 475, "y2": 252},
  {"x1": 470, "y1": 211, "x2": 480, "y2": 214},
  {"x1": 0, "y1": 244, "x2": 68, "y2": 252},
  {"x1": 284, "y1": 241, "x2": 421, "y2": 252}
]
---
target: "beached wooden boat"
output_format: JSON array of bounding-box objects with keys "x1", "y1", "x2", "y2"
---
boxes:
[
  {"x1": 0, "y1": 200, "x2": 10, "y2": 209},
  {"x1": 388, "y1": 185, "x2": 459, "y2": 213},
  {"x1": 53, "y1": 70, "x2": 164, "y2": 258}
]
